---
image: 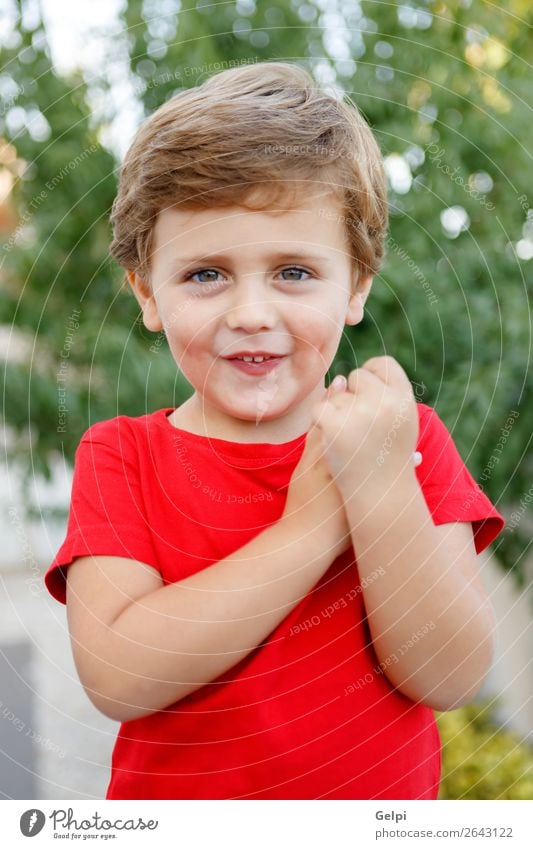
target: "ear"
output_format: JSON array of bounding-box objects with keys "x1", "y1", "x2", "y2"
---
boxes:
[
  {"x1": 345, "y1": 273, "x2": 374, "y2": 326},
  {"x1": 126, "y1": 270, "x2": 163, "y2": 332}
]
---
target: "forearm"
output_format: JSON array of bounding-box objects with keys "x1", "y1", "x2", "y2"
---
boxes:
[
  {"x1": 93, "y1": 517, "x2": 336, "y2": 722},
  {"x1": 344, "y1": 471, "x2": 495, "y2": 710}
]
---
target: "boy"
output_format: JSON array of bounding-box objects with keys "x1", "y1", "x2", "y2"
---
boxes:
[{"x1": 44, "y1": 61, "x2": 504, "y2": 800}]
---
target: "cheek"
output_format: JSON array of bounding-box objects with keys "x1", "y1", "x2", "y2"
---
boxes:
[
  {"x1": 294, "y1": 303, "x2": 345, "y2": 353},
  {"x1": 163, "y1": 307, "x2": 211, "y2": 353}
]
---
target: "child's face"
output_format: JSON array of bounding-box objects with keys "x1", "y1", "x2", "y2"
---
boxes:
[{"x1": 128, "y1": 188, "x2": 373, "y2": 440}]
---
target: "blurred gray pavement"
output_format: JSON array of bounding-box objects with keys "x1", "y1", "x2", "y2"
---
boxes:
[{"x1": 0, "y1": 568, "x2": 117, "y2": 799}]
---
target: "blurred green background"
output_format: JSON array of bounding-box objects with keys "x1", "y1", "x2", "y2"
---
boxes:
[
  {"x1": 1, "y1": 0, "x2": 531, "y2": 799},
  {"x1": 437, "y1": 703, "x2": 533, "y2": 800}
]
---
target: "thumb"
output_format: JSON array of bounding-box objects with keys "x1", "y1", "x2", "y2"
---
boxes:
[
  {"x1": 328, "y1": 374, "x2": 347, "y2": 396},
  {"x1": 310, "y1": 375, "x2": 347, "y2": 429}
]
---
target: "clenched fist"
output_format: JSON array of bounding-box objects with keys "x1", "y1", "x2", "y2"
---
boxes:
[{"x1": 309, "y1": 356, "x2": 419, "y2": 501}]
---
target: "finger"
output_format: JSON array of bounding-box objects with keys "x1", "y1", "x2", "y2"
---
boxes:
[
  {"x1": 347, "y1": 366, "x2": 384, "y2": 395},
  {"x1": 361, "y1": 355, "x2": 409, "y2": 387},
  {"x1": 311, "y1": 374, "x2": 348, "y2": 431},
  {"x1": 312, "y1": 375, "x2": 347, "y2": 418},
  {"x1": 329, "y1": 374, "x2": 347, "y2": 393},
  {"x1": 313, "y1": 374, "x2": 348, "y2": 422}
]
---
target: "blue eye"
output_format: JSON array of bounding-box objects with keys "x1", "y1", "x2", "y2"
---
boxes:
[
  {"x1": 279, "y1": 266, "x2": 312, "y2": 282},
  {"x1": 187, "y1": 268, "x2": 223, "y2": 284},
  {"x1": 184, "y1": 266, "x2": 312, "y2": 284}
]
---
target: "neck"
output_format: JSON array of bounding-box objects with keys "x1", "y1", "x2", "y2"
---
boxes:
[{"x1": 170, "y1": 386, "x2": 325, "y2": 443}]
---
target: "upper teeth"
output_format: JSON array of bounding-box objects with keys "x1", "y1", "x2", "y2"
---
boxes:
[{"x1": 238, "y1": 355, "x2": 270, "y2": 362}]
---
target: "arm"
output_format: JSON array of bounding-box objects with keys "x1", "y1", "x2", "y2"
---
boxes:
[
  {"x1": 67, "y1": 516, "x2": 337, "y2": 724},
  {"x1": 66, "y1": 405, "x2": 351, "y2": 724},
  {"x1": 343, "y1": 469, "x2": 496, "y2": 711},
  {"x1": 309, "y1": 356, "x2": 497, "y2": 712}
]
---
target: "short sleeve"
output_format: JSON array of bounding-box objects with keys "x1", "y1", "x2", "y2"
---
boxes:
[
  {"x1": 415, "y1": 404, "x2": 505, "y2": 555},
  {"x1": 44, "y1": 422, "x2": 159, "y2": 605}
]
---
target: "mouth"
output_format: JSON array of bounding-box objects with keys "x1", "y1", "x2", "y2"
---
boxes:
[
  {"x1": 223, "y1": 354, "x2": 287, "y2": 375},
  {"x1": 224, "y1": 352, "x2": 287, "y2": 362}
]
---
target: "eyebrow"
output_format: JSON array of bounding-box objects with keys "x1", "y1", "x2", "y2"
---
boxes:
[{"x1": 166, "y1": 251, "x2": 333, "y2": 273}]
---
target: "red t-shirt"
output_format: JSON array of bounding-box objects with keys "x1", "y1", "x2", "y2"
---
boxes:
[{"x1": 44, "y1": 403, "x2": 504, "y2": 800}]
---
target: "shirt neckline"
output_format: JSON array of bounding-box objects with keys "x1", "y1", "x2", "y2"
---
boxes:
[{"x1": 157, "y1": 407, "x2": 308, "y2": 459}]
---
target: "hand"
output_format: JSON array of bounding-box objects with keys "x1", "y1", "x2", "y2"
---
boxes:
[
  {"x1": 282, "y1": 376, "x2": 352, "y2": 560},
  {"x1": 309, "y1": 356, "x2": 419, "y2": 501}
]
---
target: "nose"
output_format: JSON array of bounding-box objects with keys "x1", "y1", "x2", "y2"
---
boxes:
[{"x1": 224, "y1": 276, "x2": 278, "y2": 332}]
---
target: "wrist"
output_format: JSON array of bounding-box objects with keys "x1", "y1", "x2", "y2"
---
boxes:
[
  {"x1": 279, "y1": 511, "x2": 346, "y2": 563},
  {"x1": 340, "y1": 465, "x2": 421, "y2": 519}
]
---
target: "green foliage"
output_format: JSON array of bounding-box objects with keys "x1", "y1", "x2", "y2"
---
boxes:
[
  {"x1": 0, "y1": 4, "x2": 182, "y2": 488},
  {"x1": 437, "y1": 701, "x2": 533, "y2": 799},
  {"x1": 330, "y1": 0, "x2": 533, "y2": 583},
  {"x1": 1, "y1": 0, "x2": 531, "y2": 581}
]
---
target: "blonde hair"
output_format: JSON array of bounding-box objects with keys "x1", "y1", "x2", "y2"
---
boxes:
[{"x1": 109, "y1": 61, "x2": 388, "y2": 285}]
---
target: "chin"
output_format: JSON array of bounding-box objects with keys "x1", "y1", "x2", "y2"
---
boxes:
[
  {"x1": 222, "y1": 401, "x2": 286, "y2": 424},
  {"x1": 230, "y1": 407, "x2": 279, "y2": 422}
]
